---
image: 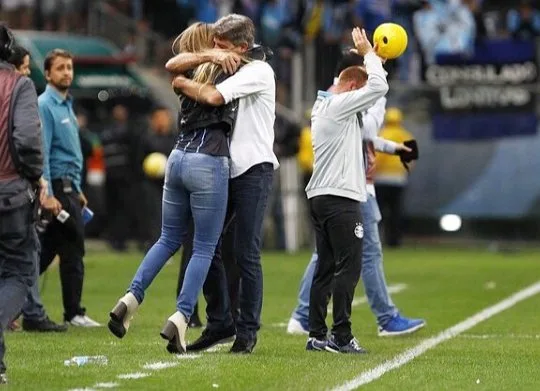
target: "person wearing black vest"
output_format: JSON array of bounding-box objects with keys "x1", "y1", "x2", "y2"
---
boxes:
[{"x1": 0, "y1": 24, "x2": 45, "y2": 385}]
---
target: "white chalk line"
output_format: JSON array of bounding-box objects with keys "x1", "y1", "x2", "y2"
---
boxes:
[
  {"x1": 69, "y1": 353, "x2": 202, "y2": 390},
  {"x1": 331, "y1": 280, "x2": 540, "y2": 391},
  {"x1": 93, "y1": 383, "x2": 119, "y2": 389},
  {"x1": 459, "y1": 333, "x2": 540, "y2": 340},
  {"x1": 271, "y1": 283, "x2": 408, "y2": 328}
]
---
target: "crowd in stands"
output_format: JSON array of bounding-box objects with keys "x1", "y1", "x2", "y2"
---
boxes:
[
  {"x1": 1, "y1": 0, "x2": 539, "y2": 90},
  {"x1": 1, "y1": 0, "x2": 539, "y2": 88}
]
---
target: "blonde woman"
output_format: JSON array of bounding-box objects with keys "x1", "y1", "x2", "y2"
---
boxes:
[{"x1": 108, "y1": 23, "x2": 246, "y2": 354}]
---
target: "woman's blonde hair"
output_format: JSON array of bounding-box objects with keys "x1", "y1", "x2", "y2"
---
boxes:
[
  {"x1": 172, "y1": 22, "x2": 213, "y2": 54},
  {"x1": 172, "y1": 22, "x2": 251, "y2": 86}
]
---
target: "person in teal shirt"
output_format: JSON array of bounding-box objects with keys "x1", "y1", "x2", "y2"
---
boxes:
[
  {"x1": 39, "y1": 85, "x2": 83, "y2": 196},
  {"x1": 26, "y1": 49, "x2": 101, "y2": 328}
]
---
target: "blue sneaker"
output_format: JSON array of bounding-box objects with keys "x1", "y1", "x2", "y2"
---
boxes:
[
  {"x1": 378, "y1": 314, "x2": 426, "y2": 337},
  {"x1": 326, "y1": 335, "x2": 367, "y2": 354},
  {"x1": 306, "y1": 337, "x2": 329, "y2": 351}
]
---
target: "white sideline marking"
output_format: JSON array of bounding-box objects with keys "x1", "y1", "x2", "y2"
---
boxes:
[
  {"x1": 332, "y1": 280, "x2": 540, "y2": 391},
  {"x1": 460, "y1": 333, "x2": 540, "y2": 340},
  {"x1": 176, "y1": 354, "x2": 202, "y2": 359},
  {"x1": 142, "y1": 361, "x2": 179, "y2": 370},
  {"x1": 272, "y1": 283, "x2": 408, "y2": 328},
  {"x1": 94, "y1": 383, "x2": 119, "y2": 389},
  {"x1": 117, "y1": 372, "x2": 150, "y2": 380}
]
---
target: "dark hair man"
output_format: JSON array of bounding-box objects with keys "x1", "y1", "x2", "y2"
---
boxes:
[{"x1": 8, "y1": 45, "x2": 30, "y2": 76}]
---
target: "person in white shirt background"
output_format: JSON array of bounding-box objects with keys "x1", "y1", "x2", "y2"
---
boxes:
[{"x1": 165, "y1": 14, "x2": 278, "y2": 354}]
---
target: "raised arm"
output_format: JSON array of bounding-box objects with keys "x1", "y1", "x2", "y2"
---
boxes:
[
  {"x1": 328, "y1": 28, "x2": 389, "y2": 122},
  {"x1": 171, "y1": 74, "x2": 225, "y2": 106},
  {"x1": 172, "y1": 61, "x2": 274, "y2": 107},
  {"x1": 330, "y1": 52, "x2": 388, "y2": 122},
  {"x1": 165, "y1": 49, "x2": 242, "y2": 75}
]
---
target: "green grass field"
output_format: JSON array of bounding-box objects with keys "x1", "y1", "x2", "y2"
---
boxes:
[{"x1": 5, "y1": 246, "x2": 540, "y2": 390}]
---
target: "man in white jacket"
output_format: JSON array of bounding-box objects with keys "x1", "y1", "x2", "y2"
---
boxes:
[
  {"x1": 289, "y1": 54, "x2": 425, "y2": 341},
  {"x1": 305, "y1": 28, "x2": 389, "y2": 354}
]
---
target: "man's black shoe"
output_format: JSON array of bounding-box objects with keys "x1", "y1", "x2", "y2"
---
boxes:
[
  {"x1": 186, "y1": 325, "x2": 236, "y2": 352},
  {"x1": 230, "y1": 337, "x2": 257, "y2": 354},
  {"x1": 22, "y1": 317, "x2": 68, "y2": 332}
]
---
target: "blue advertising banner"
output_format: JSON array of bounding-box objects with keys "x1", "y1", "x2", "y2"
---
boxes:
[{"x1": 426, "y1": 39, "x2": 538, "y2": 141}]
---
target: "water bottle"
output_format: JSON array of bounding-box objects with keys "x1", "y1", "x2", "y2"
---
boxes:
[{"x1": 63, "y1": 355, "x2": 108, "y2": 367}]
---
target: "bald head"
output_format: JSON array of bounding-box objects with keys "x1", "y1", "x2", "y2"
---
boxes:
[{"x1": 335, "y1": 66, "x2": 368, "y2": 93}]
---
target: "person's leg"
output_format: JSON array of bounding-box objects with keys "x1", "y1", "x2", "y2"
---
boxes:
[
  {"x1": 187, "y1": 208, "x2": 237, "y2": 352},
  {"x1": 53, "y1": 188, "x2": 87, "y2": 323},
  {"x1": 162, "y1": 154, "x2": 229, "y2": 354},
  {"x1": 0, "y1": 204, "x2": 38, "y2": 378},
  {"x1": 221, "y1": 215, "x2": 239, "y2": 323},
  {"x1": 109, "y1": 151, "x2": 192, "y2": 338},
  {"x1": 129, "y1": 150, "x2": 191, "y2": 304},
  {"x1": 271, "y1": 174, "x2": 286, "y2": 250},
  {"x1": 360, "y1": 195, "x2": 398, "y2": 327},
  {"x1": 326, "y1": 197, "x2": 363, "y2": 347},
  {"x1": 308, "y1": 197, "x2": 335, "y2": 341},
  {"x1": 202, "y1": 206, "x2": 235, "y2": 332},
  {"x1": 176, "y1": 154, "x2": 229, "y2": 321},
  {"x1": 229, "y1": 163, "x2": 273, "y2": 350},
  {"x1": 21, "y1": 231, "x2": 66, "y2": 332},
  {"x1": 290, "y1": 252, "x2": 318, "y2": 330},
  {"x1": 177, "y1": 218, "x2": 194, "y2": 297},
  {"x1": 176, "y1": 218, "x2": 202, "y2": 327}
]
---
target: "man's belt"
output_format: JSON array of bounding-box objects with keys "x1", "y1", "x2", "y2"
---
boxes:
[{"x1": 52, "y1": 177, "x2": 75, "y2": 194}]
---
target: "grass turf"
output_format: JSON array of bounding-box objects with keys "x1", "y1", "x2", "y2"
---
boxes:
[{"x1": 4, "y1": 246, "x2": 540, "y2": 390}]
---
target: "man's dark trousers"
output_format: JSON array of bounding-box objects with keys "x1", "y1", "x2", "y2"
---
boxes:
[
  {"x1": 39, "y1": 179, "x2": 86, "y2": 322},
  {"x1": 308, "y1": 195, "x2": 363, "y2": 345},
  {"x1": 204, "y1": 163, "x2": 274, "y2": 342},
  {"x1": 0, "y1": 202, "x2": 37, "y2": 374}
]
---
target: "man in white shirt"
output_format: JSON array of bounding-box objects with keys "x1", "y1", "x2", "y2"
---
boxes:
[{"x1": 167, "y1": 14, "x2": 278, "y2": 354}]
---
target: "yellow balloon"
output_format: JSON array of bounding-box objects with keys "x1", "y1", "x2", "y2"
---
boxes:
[
  {"x1": 143, "y1": 152, "x2": 167, "y2": 179},
  {"x1": 373, "y1": 23, "x2": 408, "y2": 60}
]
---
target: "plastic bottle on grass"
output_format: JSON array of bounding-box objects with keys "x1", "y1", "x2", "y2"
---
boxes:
[{"x1": 63, "y1": 355, "x2": 108, "y2": 367}]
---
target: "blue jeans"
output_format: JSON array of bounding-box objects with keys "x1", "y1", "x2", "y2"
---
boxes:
[
  {"x1": 129, "y1": 149, "x2": 229, "y2": 320},
  {"x1": 204, "y1": 163, "x2": 274, "y2": 340},
  {"x1": 292, "y1": 193, "x2": 398, "y2": 327}
]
